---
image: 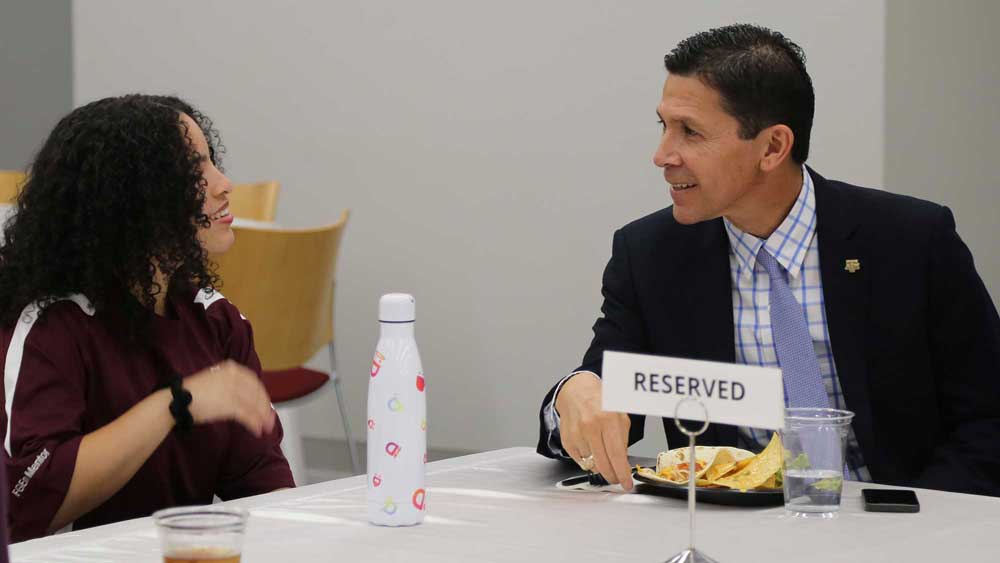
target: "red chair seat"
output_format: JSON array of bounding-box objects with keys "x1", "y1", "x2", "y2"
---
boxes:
[{"x1": 261, "y1": 367, "x2": 330, "y2": 403}]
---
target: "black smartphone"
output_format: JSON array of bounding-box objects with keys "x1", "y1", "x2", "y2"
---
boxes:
[{"x1": 861, "y1": 488, "x2": 920, "y2": 513}]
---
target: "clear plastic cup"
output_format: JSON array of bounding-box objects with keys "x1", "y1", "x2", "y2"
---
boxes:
[
  {"x1": 780, "y1": 408, "x2": 854, "y2": 518},
  {"x1": 153, "y1": 506, "x2": 248, "y2": 562}
]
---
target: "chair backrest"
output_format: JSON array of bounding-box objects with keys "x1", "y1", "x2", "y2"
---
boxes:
[
  {"x1": 213, "y1": 210, "x2": 349, "y2": 370},
  {"x1": 228, "y1": 181, "x2": 281, "y2": 222},
  {"x1": 0, "y1": 170, "x2": 26, "y2": 205}
]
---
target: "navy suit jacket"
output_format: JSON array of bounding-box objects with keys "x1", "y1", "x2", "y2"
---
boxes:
[{"x1": 537, "y1": 168, "x2": 1000, "y2": 497}]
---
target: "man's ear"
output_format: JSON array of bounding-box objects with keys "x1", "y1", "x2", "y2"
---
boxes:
[{"x1": 758, "y1": 124, "x2": 795, "y2": 172}]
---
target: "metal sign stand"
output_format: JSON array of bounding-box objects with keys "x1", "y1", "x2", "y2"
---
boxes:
[{"x1": 664, "y1": 398, "x2": 720, "y2": 563}]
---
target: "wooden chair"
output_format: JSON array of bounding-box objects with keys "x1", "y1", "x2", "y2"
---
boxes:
[
  {"x1": 213, "y1": 210, "x2": 358, "y2": 483},
  {"x1": 0, "y1": 170, "x2": 27, "y2": 204},
  {"x1": 229, "y1": 181, "x2": 280, "y2": 222}
]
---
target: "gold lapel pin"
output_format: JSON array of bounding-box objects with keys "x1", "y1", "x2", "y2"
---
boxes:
[{"x1": 845, "y1": 259, "x2": 861, "y2": 273}]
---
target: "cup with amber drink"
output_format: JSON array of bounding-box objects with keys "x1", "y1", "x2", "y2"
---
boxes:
[{"x1": 153, "y1": 506, "x2": 248, "y2": 563}]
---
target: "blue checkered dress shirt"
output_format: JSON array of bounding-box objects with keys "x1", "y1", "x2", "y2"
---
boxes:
[{"x1": 725, "y1": 168, "x2": 870, "y2": 482}]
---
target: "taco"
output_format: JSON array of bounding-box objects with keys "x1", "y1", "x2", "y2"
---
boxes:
[{"x1": 639, "y1": 445, "x2": 755, "y2": 485}]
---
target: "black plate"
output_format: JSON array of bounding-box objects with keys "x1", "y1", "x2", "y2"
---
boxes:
[{"x1": 632, "y1": 471, "x2": 784, "y2": 507}]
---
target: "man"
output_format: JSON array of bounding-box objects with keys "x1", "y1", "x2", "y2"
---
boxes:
[{"x1": 537, "y1": 24, "x2": 1000, "y2": 496}]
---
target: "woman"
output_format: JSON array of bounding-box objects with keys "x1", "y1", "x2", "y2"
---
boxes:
[{"x1": 0, "y1": 95, "x2": 293, "y2": 542}]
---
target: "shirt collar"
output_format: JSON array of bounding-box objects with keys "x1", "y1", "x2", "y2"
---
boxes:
[{"x1": 724, "y1": 166, "x2": 817, "y2": 280}]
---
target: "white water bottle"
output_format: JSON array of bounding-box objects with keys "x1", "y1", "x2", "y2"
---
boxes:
[{"x1": 366, "y1": 293, "x2": 427, "y2": 526}]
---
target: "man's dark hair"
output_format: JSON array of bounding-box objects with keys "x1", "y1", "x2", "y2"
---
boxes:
[{"x1": 665, "y1": 24, "x2": 814, "y2": 163}]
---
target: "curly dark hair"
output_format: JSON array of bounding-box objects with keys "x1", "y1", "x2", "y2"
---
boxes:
[
  {"x1": 0, "y1": 94, "x2": 226, "y2": 339},
  {"x1": 665, "y1": 24, "x2": 815, "y2": 163}
]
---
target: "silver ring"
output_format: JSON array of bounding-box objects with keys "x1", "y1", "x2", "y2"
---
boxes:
[{"x1": 577, "y1": 454, "x2": 596, "y2": 471}]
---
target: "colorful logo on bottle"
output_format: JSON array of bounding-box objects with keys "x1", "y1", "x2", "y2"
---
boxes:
[
  {"x1": 416, "y1": 374, "x2": 425, "y2": 392},
  {"x1": 372, "y1": 473, "x2": 382, "y2": 487},
  {"x1": 371, "y1": 351, "x2": 385, "y2": 378},
  {"x1": 385, "y1": 441, "x2": 401, "y2": 458},
  {"x1": 420, "y1": 419, "x2": 427, "y2": 431},
  {"x1": 382, "y1": 497, "x2": 397, "y2": 515},
  {"x1": 412, "y1": 488, "x2": 426, "y2": 510},
  {"x1": 387, "y1": 396, "x2": 404, "y2": 412},
  {"x1": 367, "y1": 418, "x2": 376, "y2": 430}
]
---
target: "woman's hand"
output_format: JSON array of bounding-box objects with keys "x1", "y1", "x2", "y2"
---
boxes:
[{"x1": 185, "y1": 360, "x2": 276, "y2": 436}]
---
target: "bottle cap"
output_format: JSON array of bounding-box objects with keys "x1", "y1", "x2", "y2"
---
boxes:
[{"x1": 379, "y1": 293, "x2": 415, "y2": 322}]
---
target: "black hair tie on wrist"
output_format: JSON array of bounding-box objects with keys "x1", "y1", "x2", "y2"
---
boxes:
[{"x1": 168, "y1": 376, "x2": 194, "y2": 433}]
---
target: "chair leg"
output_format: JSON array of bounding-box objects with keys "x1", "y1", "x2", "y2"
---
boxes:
[
  {"x1": 329, "y1": 343, "x2": 361, "y2": 475},
  {"x1": 275, "y1": 404, "x2": 308, "y2": 486}
]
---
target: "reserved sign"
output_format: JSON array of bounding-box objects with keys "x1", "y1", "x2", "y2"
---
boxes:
[{"x1": 601, "y1": 351, "x2": 784, "y2": 430}]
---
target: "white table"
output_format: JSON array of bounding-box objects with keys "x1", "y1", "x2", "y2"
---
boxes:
[{"x1": 10, "y1": 447, "x2": 1000, "y2": 562}]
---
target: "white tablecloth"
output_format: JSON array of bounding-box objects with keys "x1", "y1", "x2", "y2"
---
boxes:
[{"x1": 10, "y1": 447, "x2": 1000, "y2": 562}]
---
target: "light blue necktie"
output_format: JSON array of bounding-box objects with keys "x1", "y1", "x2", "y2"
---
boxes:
[{"x1": 757, "y1": 247, "x2": 829, "y2": 408}]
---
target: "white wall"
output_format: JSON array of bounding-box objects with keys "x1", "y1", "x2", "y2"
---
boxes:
[
  {"x1": 0, "y1": 1, "x2": 72, "y2": 170},
  {"x1": 73, "y1": 1, "x2": 885, "y2": 457},
  {"x1": 885, "y1": 0, "x2": 1000, "y2": 304}
]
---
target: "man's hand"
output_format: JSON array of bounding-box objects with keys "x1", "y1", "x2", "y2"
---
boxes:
[{"x1": 555, "y1": 372, "x2": 633, "y2": 491}]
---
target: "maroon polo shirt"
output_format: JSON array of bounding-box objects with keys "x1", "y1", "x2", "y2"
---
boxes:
[
  {"x1": 0, "y1": 442, "x2": 8, "y2": 560},
  {"x1": 1, "y1": 290, "x2": 294, "y2": 542}
]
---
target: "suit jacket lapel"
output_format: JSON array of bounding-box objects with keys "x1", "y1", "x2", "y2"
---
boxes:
[
  {"x1": 811, "y1": 168, "x2": 878, "y2": 473},
  {"x1": 671, "y1": 218, "x2": 738, "y2": 445},
  {"x1": 682, "y1": 218, "x2": 735, "y2": 364}
]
